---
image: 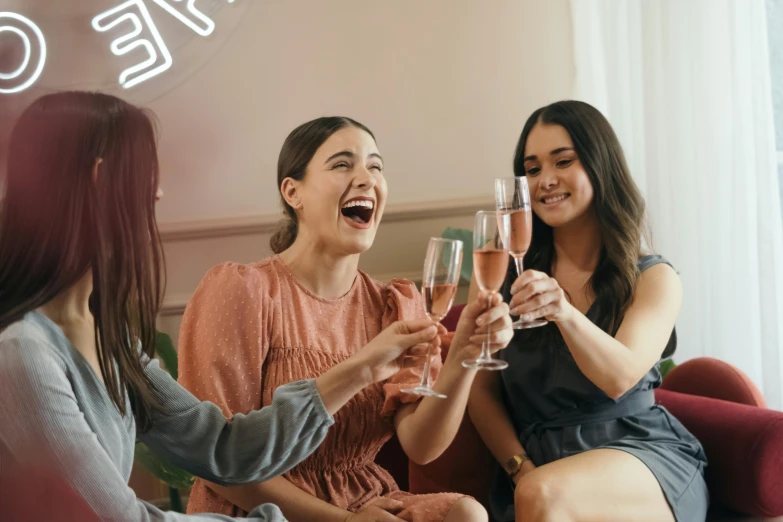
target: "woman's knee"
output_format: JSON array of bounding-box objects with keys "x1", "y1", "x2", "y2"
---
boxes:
[
  {"x1": 444, "y1": 497, "x2": 488, "y2": 522},
  {"x1": 514, "y1": 473, "x2": 568, "y2": 521}
]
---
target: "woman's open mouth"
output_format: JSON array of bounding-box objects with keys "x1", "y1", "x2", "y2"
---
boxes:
[{"x1": 341, "y1": 198, "x2": 375, "y2": 230}]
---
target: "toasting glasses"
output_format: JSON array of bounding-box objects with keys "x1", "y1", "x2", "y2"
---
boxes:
[
  {"x1": 400, "y1": 237, "x2": 463, "y2": 398},
  {"x1": 461, "y1": 211, "x2": 510, "y2": 371},
  {"x1": 495, "y1": 177, "x2": 548, "y2": 329}
]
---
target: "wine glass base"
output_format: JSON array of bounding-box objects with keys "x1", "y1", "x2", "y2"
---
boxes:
[
  {"x1": 512, "y1": 318, "x2": 548, "y2": 330},
  {"x1": 400, "y1": 386, "x2": 447, "y2": 399},
  {"x1": 461, "y1": 358, "x2": 509, "y2": 371}
]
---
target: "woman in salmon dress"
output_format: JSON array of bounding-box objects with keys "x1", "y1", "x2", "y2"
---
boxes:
[{"x1": 178, "y1": 117, "x2": 513, "y2": 522}]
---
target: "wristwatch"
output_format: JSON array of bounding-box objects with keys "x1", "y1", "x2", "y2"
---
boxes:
[{"x1": 503, "y1": 453, "x2": 530, "y2": 478}]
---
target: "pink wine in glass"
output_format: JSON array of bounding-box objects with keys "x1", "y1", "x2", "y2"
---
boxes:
[
  {"x1": 423, "y1": 283, "x2": 458, "y2": 322},
  {"x1": 504, "y1": 209, "x2": 533, "y2": 257},
  {"x1": 473, "y1": 249, "x2": 510, "y2": 293}
]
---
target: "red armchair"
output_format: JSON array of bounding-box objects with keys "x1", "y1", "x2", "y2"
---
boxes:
[{"x1": 375, "y1": 304, "x2": 783, "y2": 521}]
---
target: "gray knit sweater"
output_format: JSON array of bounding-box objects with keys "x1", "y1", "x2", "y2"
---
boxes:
[{"x1": 0, "y1": 311, "x2": 335, "y2": 521}]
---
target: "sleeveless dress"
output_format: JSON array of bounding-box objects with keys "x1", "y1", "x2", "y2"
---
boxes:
[
  {"x1": 178, "y1": 256, "x2": 467, "y2": 521},
  {"x1": 490, "y1": 255, "x2": 709, "y2": 522}
]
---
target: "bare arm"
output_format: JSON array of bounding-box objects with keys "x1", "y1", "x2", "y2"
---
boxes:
[
  {"x1": 394, "y1": 292, "x2": 513, "y2": 465},
  {"x1": 512, "y1": 264, "x2": 682, "y2": 399},
  {"x1": 392, "y1": 355, "x2": 478, "y2": 466},
  {"x1": 467, "y1": 367, "x2": 529, "y2": 476}
]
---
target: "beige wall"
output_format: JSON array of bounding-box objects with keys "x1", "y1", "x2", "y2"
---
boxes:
[
  {"x1": 147, "y1": 0, "x2": 575, "y2": 223},
  {"x1": 0, "y1": 0, "x2": 575, "y2": 342}
]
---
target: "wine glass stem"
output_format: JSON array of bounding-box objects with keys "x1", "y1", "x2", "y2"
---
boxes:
[
  {"x1": 480, "y1": 294, "x2": 494, "y2": 361},
  {"x1": 512, "y1": 257, "x2": 525, "y2": 321},
  {"x1": 514, "y1": 256, "x2": 524, "y2": 277},
  {"x1": 416, "y1": 321, "x2": 437, "y2": 388}
]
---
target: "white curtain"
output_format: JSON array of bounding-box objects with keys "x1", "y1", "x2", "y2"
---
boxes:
[{"x1": 569, "y1": 0, "x2": 783, "y2": 409}]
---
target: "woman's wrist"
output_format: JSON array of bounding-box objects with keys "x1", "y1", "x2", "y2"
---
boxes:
[
  {"x1": 512, "y1": 459, "x2": 536, "y2": 486},
  {"x1": 442, "y1": 335, "x2": 473, "y2": 364},
  {"x1": 315, "y1": 359, "x2": 369, "y2": 416},
  {"x1": 552, "y1": 300, "x2": 578, "y2": 326}
]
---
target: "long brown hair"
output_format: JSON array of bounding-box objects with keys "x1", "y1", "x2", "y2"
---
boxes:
[
  {"x1": 0, "y1": 91, "x2": 166, "y2": 430},
  {"x1": 270, "y1": 116, "x2": 375, "y2": 253},
  {"x1": 512, "y1": 101, "x2": 671, "y2": 356}
]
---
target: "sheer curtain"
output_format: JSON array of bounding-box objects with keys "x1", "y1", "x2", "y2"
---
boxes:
[{"x1": 569, "y1": 0, "x2": 783, "y2": 409}]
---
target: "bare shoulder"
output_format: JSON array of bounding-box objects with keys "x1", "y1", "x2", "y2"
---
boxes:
[{"x1": 631, "y1": 262, "x2": 682, "y2": 311}]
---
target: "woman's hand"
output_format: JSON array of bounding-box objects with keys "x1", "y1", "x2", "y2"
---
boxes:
[
  {"x1": 445, "y1": 292, "x2": 513, "y2": 364},
  {"x1": 352, "y1": 319, "x2": 440, "y2": 386},
  {"x1": 509, "y1": 270, "x2": 575, "y2": 323},
  {"x1": 345, "y1": 498, "x2": 405, "y2": 522}
]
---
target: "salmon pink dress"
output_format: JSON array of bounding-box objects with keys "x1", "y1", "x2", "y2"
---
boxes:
[{"x1": 178, "y1": 256, "x2": 467, "y2": 521}]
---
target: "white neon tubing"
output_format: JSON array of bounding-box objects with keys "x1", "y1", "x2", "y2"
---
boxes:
[
  {"x1": 92, "y1": 0, "x2": 173, "y2": 89},
  {"x1": 151, "y1": 0, "x2": 215, "y2": 37},
  {"x1": 0, "y1": 12, "x2": 47, "y2": 94}
]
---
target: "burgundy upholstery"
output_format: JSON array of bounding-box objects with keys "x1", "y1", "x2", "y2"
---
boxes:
[
  {"x1": 376, "y1": 303, "x2": 783, "y2": 518},
  {"x1": 661, "y1": 357, "x2": 768, "y2": 408},
  {"x1": 656, "y1": 389, "x2": 783, "y2": 517}
]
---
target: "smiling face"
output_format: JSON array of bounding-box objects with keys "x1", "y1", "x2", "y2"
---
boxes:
[
  {"x1": 521, "y1": 122, "x2": 594, "y2": 228},
  {"x1": 283, "y1": 125, "x2": 387, "y2": 256}
]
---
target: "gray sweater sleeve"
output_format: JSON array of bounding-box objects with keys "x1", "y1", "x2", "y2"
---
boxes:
[
  {"x1": 0, "y1": 338, "x2": 331, "y2": 522},
  {"x1": 138, "y1": 355, "x2": 333, "y2": 485}
]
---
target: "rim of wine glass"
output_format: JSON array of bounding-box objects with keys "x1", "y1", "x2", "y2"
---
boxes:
[
  {"x1": 428, "y1": 237, "x2": 464, "y2": 244},
  {"x1": 494, "y1": 176, "x2": 529, "y2": 183}
]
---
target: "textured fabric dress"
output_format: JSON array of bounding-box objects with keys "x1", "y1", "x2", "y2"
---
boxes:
[
  {"x1": 489, "y1": 255, "x2": 709, "y2": 522},
  {"x1": 0, "y1": 310, "x2": 335, "y2": 522},
  {"x1": 179, "y1": 256, "x2": 467, "y2": 521}
]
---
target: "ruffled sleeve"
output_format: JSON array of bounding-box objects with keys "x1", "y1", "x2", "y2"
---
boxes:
[{"x1": 380, "y1": 279, "x2": 443, "y2": 417}]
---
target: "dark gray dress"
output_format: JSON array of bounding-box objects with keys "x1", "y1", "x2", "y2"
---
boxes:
[{"x1": 489, "y1": 255, "x2": 709, "y2": 522}]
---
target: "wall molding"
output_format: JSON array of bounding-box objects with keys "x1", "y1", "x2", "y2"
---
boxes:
[{"x1": 158, "y1": 195, "x2": 492, "y2": 242}]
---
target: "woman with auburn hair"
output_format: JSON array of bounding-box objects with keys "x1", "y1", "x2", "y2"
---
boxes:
[
  {"x1": 468, "y1": 100, "x2": 708, "y2": 522},
  {"x1": 0, "y1": 92, "x2": 439, "y2": 522}
]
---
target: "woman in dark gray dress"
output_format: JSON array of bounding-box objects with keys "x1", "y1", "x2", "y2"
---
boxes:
[{"x1": 467, "y1": 101, "x2": 708, "y2": 522}]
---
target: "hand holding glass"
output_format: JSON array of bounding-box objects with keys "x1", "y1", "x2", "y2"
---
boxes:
[
  {"x1": 401, "y1": 237, "x2": 463, "y2": 398},
  {"x1": 494, "y1": 176, "x2": 548, "y2": 329},
  {"x1": 462, "y1": 210, "x2": 510, "y2": 371}
]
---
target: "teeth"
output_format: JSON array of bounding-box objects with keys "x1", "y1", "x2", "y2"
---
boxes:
[
  {"x1": 342, "y1": 200, "x2": 374, "y2": 209},
  {"x1": 543, "y1": 194, "x2": 568, "y2": 204}
]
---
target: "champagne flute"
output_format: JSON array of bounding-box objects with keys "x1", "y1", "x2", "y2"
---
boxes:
[
  {"x1": 495, "y1": 177, "x2": 548, "y2": 329},
  {"x1": 462, "y1": 211, "x2": 510, "y2": 371},
  {"x1": 401, "y1": 237, "x2": 463, "y2": 398}
]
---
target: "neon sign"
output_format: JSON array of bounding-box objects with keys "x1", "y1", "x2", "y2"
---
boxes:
[
  {"x1": 91, "y1": 0, "x2": 173, "y2": 89},
  {"x1": 150, "y1": 0, "x2": 236, "y2": 37},
  {"x1": 92, "y1": 0, "x2": 238, "y2": 89},
  {"x1": 0, "y1": 2, "x2": 239, "y2": 94},
  {"x1": 0, "y1": 12, "x2": 47, "y2": 94}
]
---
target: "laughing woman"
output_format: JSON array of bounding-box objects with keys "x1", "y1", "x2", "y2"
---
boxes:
[{"x1": 178, "y1": 117, "x2": 514, "y2": 522}]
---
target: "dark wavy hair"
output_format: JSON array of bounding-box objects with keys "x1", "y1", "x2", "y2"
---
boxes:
[
  {"x1": 509, "y1": 100, "x2": 673, "y2": 358},
  {"x1": 0, "y1": 91, "x2": 166, "y2": 430},
  {"x1": 270, "y1": 116, "x2": 375, "y2": 253}
]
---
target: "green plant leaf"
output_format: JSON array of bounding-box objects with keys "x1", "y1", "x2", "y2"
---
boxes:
[
  {"x1": 659, "y1": 358, "x2": 676, "y2": 380},
  {"x1": 441, "y1": 228, "x2": 473, "y2": 283},
  {"x1": 155, "y1": 331, "x2": 178, "y2": 380},
  {"x1": 134, "y1": 441, "x2": 195, "y2": 490}
]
